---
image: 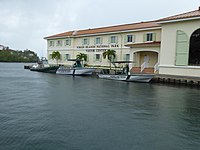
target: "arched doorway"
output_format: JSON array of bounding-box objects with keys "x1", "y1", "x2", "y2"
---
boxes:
[
  {"x1": 131, "y1": 51, "x2": 158, "y2": 74},
  {"x1": 189, "y1": 28, "x2": 200, "y2": 66}
]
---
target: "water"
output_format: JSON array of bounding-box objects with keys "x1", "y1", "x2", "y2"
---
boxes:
[{"x1": 0, "y1": 63, "x2": 199, "y2": 150}]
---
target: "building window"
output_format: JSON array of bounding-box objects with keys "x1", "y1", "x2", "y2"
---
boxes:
[
  {"x1": 49, "y1": 41, "x2": 54, "y2": 47},
  {"x1": 127, "y1": 35, "x2": 133, "y2": 43},
  {"x1": 95, "y1": 37, "x2": 101, "y2": 45},
  {"x1": 145, "y1": 33, "x2": 156, "y2": 42},
  {"x1": 95, "y1": 54, "x2": 101, "y2": 61},
  {"x1": 189, "y1": 28, "x2": 200, "y2": 66},
  {"x1": 65, "y1": 38, "x2": 71, "y2": 46},
  {"x1": 65, "y1": 54, "x2": 70, "y2": 60},
  {"x1": 57, "y1": 40, "x2": 62, "y2": 46},
  {"x1": 110, "y1": 36, "x2": 117, "y2": 44},
  {"x1": 83, "y1": 38, "x2": 89, "y2": 45}
]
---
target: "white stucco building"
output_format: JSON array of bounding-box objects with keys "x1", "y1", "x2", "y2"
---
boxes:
[
  {"x1": 44, "y1": 7, "x2": 200, "y2": 77},
  {"x1": 158, "y1": 7, "x2": 200, "y2": 77}
]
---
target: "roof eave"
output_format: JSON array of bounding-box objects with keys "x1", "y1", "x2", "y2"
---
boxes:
[
  {"x1": 75, "y1": 27, "x2": 161, "y2": 37},
  {"x1": 44, "y1": 36, "x2": 73, "y2": 40},
  {"x1": 157, "y1": 16, "x2": 200, "y2": 24},
  {"x1": 44, "y1": 26, "x2": 161, "y2": 40}
]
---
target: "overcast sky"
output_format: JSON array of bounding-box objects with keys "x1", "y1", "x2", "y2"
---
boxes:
[{"x1": 0, "y1": 0, "x2": 199, "y2": 57}]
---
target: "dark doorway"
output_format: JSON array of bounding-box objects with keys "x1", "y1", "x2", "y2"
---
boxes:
[{"x1": 189, "y1": 28, "x2": 200, "y2": 65}]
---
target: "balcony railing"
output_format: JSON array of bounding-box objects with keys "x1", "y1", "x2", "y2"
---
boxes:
[{"x1": 154, "y1": 62, "x2": 159, "y2": 73}]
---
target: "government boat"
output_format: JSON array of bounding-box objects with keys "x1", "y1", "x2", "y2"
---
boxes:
[
  {"x1": 97, "y1": 61, "x2": 154, "y2": 83},
  {"x1": 30, "y1": 57, "x2": 59, "y2": 73},
  {"x1": 56, "y1": 59, "x2": 96, "y2": 76},
  {"x1": 98, "y1": 74, "x2": 154, "y2": 83}
]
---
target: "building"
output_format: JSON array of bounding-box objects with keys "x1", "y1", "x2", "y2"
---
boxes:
[
  {"x1": 158, "y1": 7, "x2": 200, "y2": 77},
  {"x1": 44, "y1": 21, "x2": 161, "y2": 74},
  {"x1": 44, "y1": 7, "x2": 200, "y2": 76}
]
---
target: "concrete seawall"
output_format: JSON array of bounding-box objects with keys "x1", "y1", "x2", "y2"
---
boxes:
[{"x1": 152, "y1": 74, "x2": 200, "y2": 87}]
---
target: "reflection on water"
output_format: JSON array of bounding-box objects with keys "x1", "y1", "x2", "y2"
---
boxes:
[{"x1": 0, "y1": 63, "x2": 199, "y2": 150}]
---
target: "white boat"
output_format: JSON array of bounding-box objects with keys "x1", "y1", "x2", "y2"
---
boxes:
[
  {"x1": 56, "y1": 59, "x2": 96, "y2": 76},
  {"x1": 98, "y1": 74, "x2": 154, "y2": 83},
  {"x1": 126, "y1": 74, "x2": 154, "y2": 83},
  {"x1": 98, "y1": 61, "x2": 154, "y2": 83},
  {"x1": 56, "y1": 66, "x2": 96, "y2": 75}
]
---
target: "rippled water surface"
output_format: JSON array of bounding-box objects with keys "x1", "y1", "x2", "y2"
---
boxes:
[{"x1": 0, "y1": 63, "x2": 200, "y2": 150}]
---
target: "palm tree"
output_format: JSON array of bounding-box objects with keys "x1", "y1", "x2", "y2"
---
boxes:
[
  {"x1": 76, "y1": 53, "x2": 87, "y2": 65},
  {"x1": 103, "y1": 49, "x2": 116, "y2": 69},
  {"x1": 52, "y1": 51, "x2": 61, "y2": 66}
]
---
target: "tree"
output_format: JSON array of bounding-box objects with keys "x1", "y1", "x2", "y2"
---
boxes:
[
  {"x1": 76, "y1": 53, "x2": 87, "y2": 65},
  {"x1": 52, "y1": 51, "x2": 61, "y2": 66},
  {"x1": 103, "y1": 49, "x2": 116, "y2": 69}
]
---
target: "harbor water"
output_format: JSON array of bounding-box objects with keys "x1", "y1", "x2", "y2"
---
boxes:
[{"x1": 0, "y1": 63, "x2": 199, "y2": 150}]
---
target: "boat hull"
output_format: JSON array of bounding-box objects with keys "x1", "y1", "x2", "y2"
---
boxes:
[
  {"x1": 56, "y1": 67, "x2": 95, "y2": 76},
  {"x1": 98, "y1": 74, "x2": 127, "y2": 81},
  {"x1": 127, "y1": 74, "x2": 154, "y2": 83},
  {"x1": 30, "y1": 66, "x2": 59, "y2": 73},
  {"x1": 98, "y1": 74, "x2": 154, "y2": 82}
]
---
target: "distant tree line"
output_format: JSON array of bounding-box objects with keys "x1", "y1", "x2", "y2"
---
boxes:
[{"x1": 0, "y1": 49, "x2": 39, "y2": 63}]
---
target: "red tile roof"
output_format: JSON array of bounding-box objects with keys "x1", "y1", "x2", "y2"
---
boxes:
[
  {"x1": 158, "y1": 8, "x2": 200, "y2": 22},
  {"x1": 44, "y1": 21, "x2": 160, "y2": 39}
]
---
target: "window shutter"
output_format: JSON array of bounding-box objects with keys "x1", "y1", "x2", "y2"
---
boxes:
[
  {"x1": 143, "y1": 34, "x2": 147, "y2": 42},
  {"x1": 99, "y1": 54, "x2": 102, "y2": 62},
  {"x1": 108, "y1": 36, "x2": 111, "y2": 44},
  {"x1": 100, "y1": 37, "x2": 103, "y2": 44},
  {"x1": 93, "y1": 54, "x2": 96, "y2": 62},
  {"x1": 132, "y1": 35, "x2": 135, "y2": 43},
  {"x1": 175, "y1": 30, "x2": 189, "y2": 66},
  {"x1": 69, "y1": 39, "x2": 71, "y2": 46},
  {"x1": 82, "y1": 39, "x2": 84, "y2": 45},
  {"x1": 124, "y1": 35, "x2": 127, "y2": 43},
  {"x1": 48, "y1": 54, "x2": 51, "y2": 60},
  {"x1": 94, "y1": 38, "x2": 96, "y2": 45},
  {"x1": 116, "y1": 36, "x2": 118, "y2": 44},
  {"x1": 123, "y1": 54, "x2": 126, "y2": 61},
  {"x1": 153, "y1": 33, "x2": 156, "y2": 41}
]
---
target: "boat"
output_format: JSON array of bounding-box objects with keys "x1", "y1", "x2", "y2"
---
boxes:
[
  {"x1": 56, "y1": 59, "x2": 96, "y2": 76},
  {"x1": 30, "y1": 57, "x2": 59, "y2": 73},
  {"x1": 97, "y1": 61, "x2": 154, "y2": 83},
  {"x1": 126, "y1": 74, "x2": 154, "y2": 82},
  {"x1": 98, "y1": 74, "x2": 154, "y2": 83}
]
